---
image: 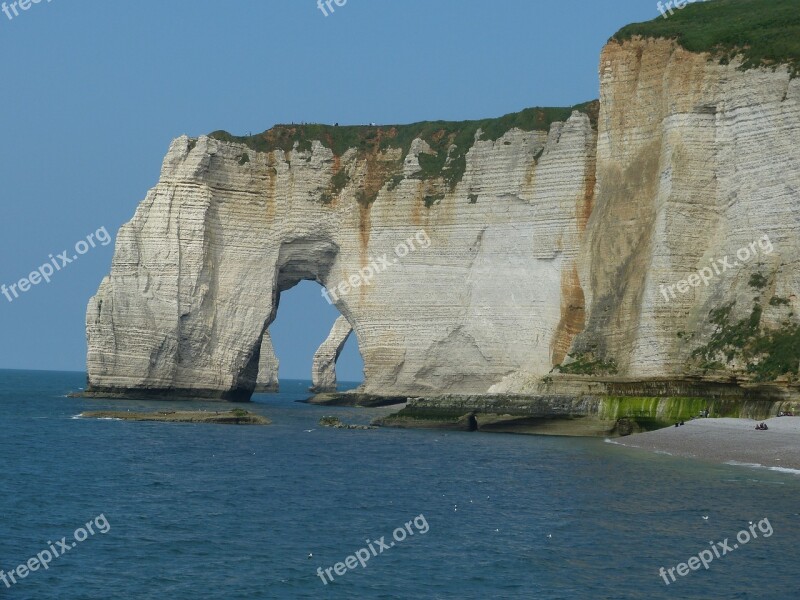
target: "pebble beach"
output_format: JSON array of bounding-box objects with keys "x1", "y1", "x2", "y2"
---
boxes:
[{"x1": 613, "y1": 417, "x2": 800, "y2": 474}]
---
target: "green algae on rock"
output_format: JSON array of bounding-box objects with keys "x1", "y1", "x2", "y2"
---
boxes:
[{"x1": 80, "y1": 410, "x2": 271, "y2": 425}]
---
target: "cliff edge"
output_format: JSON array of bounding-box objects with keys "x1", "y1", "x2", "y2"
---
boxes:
[{"x1": 85, "y1": 0, "x2": 799, "y2": 404}]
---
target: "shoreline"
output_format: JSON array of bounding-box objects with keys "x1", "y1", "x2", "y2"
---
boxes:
[{"x1": 610, "y1": 417, "x2": 800, "y2": 473}]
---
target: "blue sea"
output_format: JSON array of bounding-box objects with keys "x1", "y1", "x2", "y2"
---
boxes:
[{"x1": 1, "y1": 370, "x2": 799, "y2": 599}]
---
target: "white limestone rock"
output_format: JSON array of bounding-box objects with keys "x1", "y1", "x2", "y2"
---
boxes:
[
  {"x1": 85, "y1": 38, "x2": 800, "y2": 401},
  {"x1": 310, "y1": 315, "x2": 353, "y2": 392},
  {"x1": 255, "y1": 330, "x2": 279, "y2": 392},
  {"x1": 86, "y1": 111, "x2": 597, "y2": 399}
]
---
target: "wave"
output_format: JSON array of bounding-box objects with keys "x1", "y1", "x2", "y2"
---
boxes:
[
  {"x1": 767, "y1": 466, "x2": 800, "y2": 476},
  {"x1": 724, "y1": 461, "x2": 800, "y2": 476},
  {"x1": 71, "y1": 415, "x2": 122, "y2": 421},
  {"x1": 725, "y1": 461, "x2": 764, "y2": 468}
]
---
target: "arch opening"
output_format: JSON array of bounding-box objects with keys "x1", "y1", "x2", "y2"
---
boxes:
[{"x1": 262, "y1": 281, "x2": 364, "y2": 393}]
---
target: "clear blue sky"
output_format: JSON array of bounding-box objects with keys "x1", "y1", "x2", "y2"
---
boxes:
[{"x1": 0, "y1": 0, "x2": 657, "y2": 381}]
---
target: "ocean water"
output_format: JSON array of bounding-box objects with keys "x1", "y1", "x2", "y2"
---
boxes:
[{"x1": 1, "y1": 370, "x2": 799, "y2": 599}]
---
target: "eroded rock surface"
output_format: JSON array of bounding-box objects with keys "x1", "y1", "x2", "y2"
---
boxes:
[
  {"x1": 493, "y1": 38, "x2": 800, "y2": 392},
  {"x1": 86, "y1": 32, "x2": 799, "y2": 402},
  {"x1": 255, "y1": 331, "x2": 279, "y2": 393},
  {"x1": 310, "y1": 316, "x2": 353, "y2": 393},
  {"x1": 86, "y1": 106, "x2": 597, "y2": 399}
]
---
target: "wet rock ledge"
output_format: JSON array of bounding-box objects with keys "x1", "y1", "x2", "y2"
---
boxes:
[{"x1": 79, "y1": 409, "x2": 271, "y2": 425}]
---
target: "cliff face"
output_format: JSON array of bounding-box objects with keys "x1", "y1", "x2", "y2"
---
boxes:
[
  {"x1": 86, "y1": 26, "x2": 800, "y2": 401},
  {"x1": 492, "y1": 37, "x2": 800, "y2": 393},
  {"x1": 255, "y1": 331, "x2": 279, "y2": 392},
  {"x1": 86, "y1": 108, "x2": 597, "y2": 399},
  {"x1": 310, "y1": 315, "x2": 353, "y2": 393},
  {"x1": 580, "y1": 37, "x2": 799, "y2": 378}
]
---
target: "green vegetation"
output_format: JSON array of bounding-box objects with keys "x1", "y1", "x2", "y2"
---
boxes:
[
  {"x1": 554, "y1": 352, "x2": 619, "y2": 376},
  {"x1": 749, "y1": 272, "x2": 769, "y2": 289},
  {"x1": 746, "y1": 323, "x2": 800, "y2": 382},
  {"x1": 330, "y1": 169, "x2": 348, "y2": 193},
  {"x1": 468, "y1": 194, "x2": 479, "y2": 204},
  {"x1": 80, "y1": 409, "x2": 270, "y2": 425},
  {"x1": 237, "y1": 152, "x2": 250, "y2": 166},
  {"x1": 691, "y1": 297, "x2": 800, "y2": 382},
  {"x1": 208, "y1": 100, "x2": 599, "y2": 194},
  {"x1": 387, "y1": 406, "x2": 469, "y2": 423},
  {"x1": 416, "y1": 152, "x2": 450, "y2": 183},
  {"x1": 320, "y1": 169, "x2": 350, "y2": 204},
  {"x1": 601, "y1": 396, "x2": 753, "y2": 430},
  {"x1": 613, "y1": 0, "x2": 800, "y2": 76},
  {"x1": 423, "y1": 194, "x2": 445, "y2": 208},
  {"x1": 385, "y1": 101, "x2": 599, "y2": 190},
  {"x1": 769, "y1": 296, "x2": 790, "y2": 306},
  {"x1": 387, "y1": 174, "x2": 405, "y2": 191},
  {"x1": 692, "y1": 302, "x2": 761, "y2": 363},
  {"x1": 603, "y1": 396, "x2": 706, "y2": 429}
]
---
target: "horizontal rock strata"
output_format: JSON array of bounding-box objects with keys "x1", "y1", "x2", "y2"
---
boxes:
[
  {"x1": 86, "y1": 7, "x2": 799, "y2": 404},
  {"x1": 310, "y1": 315, "x2": 353, "y2": 393}
]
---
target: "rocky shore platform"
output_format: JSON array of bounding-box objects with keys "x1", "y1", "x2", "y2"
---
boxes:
[{"x1": 79, "y1": 409, "x2": 270, "y2": 425}]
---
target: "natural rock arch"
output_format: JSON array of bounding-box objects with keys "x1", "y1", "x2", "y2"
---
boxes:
[{"x1": 86, "y1": 110, "x2": 604, "y2": 402}]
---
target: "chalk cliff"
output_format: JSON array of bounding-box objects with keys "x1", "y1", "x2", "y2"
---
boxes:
[
  {"x1": 492, "y1": 35, "x2": 800, "y2": 394},
  {"x1": 310, "y1": 315, "x2": 353, "y2": 393},
  {"x1": 255, "y1": 331, "x2": 279, "y2": 392},
  {"x1": 85, "y1": 104, "x2": 597, "y2": 399},
  {"x1": 85, "y1": 2, "x2": 800, "y2": 402}
]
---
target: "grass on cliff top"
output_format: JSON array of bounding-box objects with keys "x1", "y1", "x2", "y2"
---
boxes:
[
  {"x1": 208, "y1": 101, "x2": 599, "y2": 191},
  {"x1": 613, "y1": 0, "x2": 800, "y2": 76},
  {"x1": 210, "y1": 101, "x2": 598, "y2": 157}
]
